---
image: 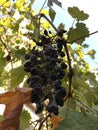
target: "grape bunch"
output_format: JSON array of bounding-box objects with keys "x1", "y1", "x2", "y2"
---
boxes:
[{"x1": 24, "y1": 30, "x2": 67, "y2": 115}]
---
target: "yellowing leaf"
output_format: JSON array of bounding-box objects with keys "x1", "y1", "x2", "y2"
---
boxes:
[
  {"x1": 3, "y1": 1, "x2": 10, "y2": 8},
  {"x1": 0, "y1": 0, "x2": 5, "y2": 5},
  {"x1": 39, "y1": 10, "x2": 49, "y2": 15}
]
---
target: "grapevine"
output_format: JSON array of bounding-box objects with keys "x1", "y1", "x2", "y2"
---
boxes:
[{"x1": 24, "y1": 29, "x2": 68, "y2": 115}]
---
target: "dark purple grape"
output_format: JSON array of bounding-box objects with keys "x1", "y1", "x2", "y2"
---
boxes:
[
  {"x1": 61, "y1": 62, "x2": 67, "y2": 69},
  {"x1": 57, "y1": 30, "x2": 67, "y2": 37},
  {"x1": 41, "y1": 35, "x2": 47, "y2": 42},
  {"x1": 54, "y1": 80, "x2": 61, "y2": 91},
  {"x1": 55, "y1": 95, "x2": 64, "y2": 106},
  {"x1": 47, "y1": 100, "x2": 59, "y2": 115},
  {"x1": 30, "y1": 54, "x2": 37, "y2": 63},
  {"x1": 25, "y1": 54, "x2": 30, "y2": 60},
  {"x1": 36, "y1": 42, "x2": 44, "y2": 46},
  {"x1": 60, "y1": 51, "x2": 65, "y2": 57},
  {"x1": 50, "y1": 73, "x2": 57, "y2": 81},
  {"x1": 24, "y1": 61, "x2": 31, "y2": 67},
  {"x1": 57, "y1": 42, "x2": 63, "y2": 52},
  {"x1": 30, "y1": 67, "x2": 39, "y2": 75},
  {"x1": 57, "y1": 31, "x2": 63, "y2": 37},
  {"x1": 35, "y1": 103, "x2": 44, "y2": 114},
  {"x1": 44, "y1": 29, "x2": 48, "y2": 36},
  {"x1": 24, "y1": 67, "x2": 31, "y2": 72},
  {"x1": 30, "y1": 91, "x2": 40, "y2": 103},
  {"x1": 56, "y1": 87, "x2": 66, "y2": 98}
]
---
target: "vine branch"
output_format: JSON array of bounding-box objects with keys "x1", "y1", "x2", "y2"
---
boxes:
[
  {"x1": 64, "y1": 41, "x2": 73, "y2": 100},
  {"x1": 70, "y1": 30, "x2": 98, "y2": 43},
  {"x1": 39, "y1": 13, "x2": 58, "y2": 32},
  {"x1": 38, "y1": 113, "x2": 51, "y2": 130}
]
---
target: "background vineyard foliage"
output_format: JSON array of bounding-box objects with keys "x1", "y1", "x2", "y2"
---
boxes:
[{"x1": 0, "y1": 0, "x2": 98, "y2": 130}]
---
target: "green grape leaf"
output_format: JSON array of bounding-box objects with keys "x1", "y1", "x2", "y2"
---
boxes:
[
  {"x1": 10, "y1": 65, "x2": 26, "y2": 88},
  {"x1": 20, "y1": 109, "x2": 31, "y2": 130},
  {"x1": 13, "y1": 47, "x2": 26, "y2": 61},
  {"x1": 68, "y1": 22, "x2": 89, "y2": 44},
  {"x1": 49, "y1": 8, "x2": 56, "y2": 22},
  {"x1": 68, "y1": 6, "x2": 89, "y2": 21},
  {"x1": 55, "y1": 111, "x2": 98, "y2": 130}
]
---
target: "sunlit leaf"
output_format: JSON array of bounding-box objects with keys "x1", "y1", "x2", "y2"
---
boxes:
[
  {"x1": 20, "y1": 109, "x2": 31, "y2": 130},
  {"x1": 10, "y1": 65, "x2": 26, "y2": 88},
  {"x1": 68, "y1": 6, "x2": 89, "y2": 21},
  {"x1": 68, "y1": 22, "x2": 89, "y2": 44},
  {"x1": 13, "y1": 47, "x2": 26, "y2": 60},
  {"x1": 0, "y1": 0, "x2": 5, "y2": 5}
]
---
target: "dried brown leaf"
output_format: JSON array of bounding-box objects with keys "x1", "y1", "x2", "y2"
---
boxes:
[
  {"x1": 50, "y1": 116, "x2": 62, "y2": 129},
  {"x1": 0, "y1": 87, "x2": 32, "y2": 130}
]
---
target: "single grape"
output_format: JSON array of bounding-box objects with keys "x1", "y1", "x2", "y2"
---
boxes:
[
  {"x1": 55, "y1": 95, "x2": 64, "y2": 106},
  {"x1": 24, "y1": 61, "x2": 31, "y2": 67},
  {"x1": 30, "y1": 91, "x2": 40, "y2": 103},
  {"x1": 30, "y1": 67, "x2": 39, "y2": 75},
  {"x1": 35, "y1": 103, "x2": 44, "y2": 114},
  {"x1": 47, "y1": 100, "x2": 59, "y2": 115},
  {"x1": 60, "y1": 51, "x2": 65, "y2": 57},
  {"x1": 44, "y1": 29, "x2": 48, "y2": 36},
  {"x1": 25, "y1": 54, "x2": 30, "y2": 60},
  {"x1": 61, "y1": 62, "x2": 67, "y2": 69},
  {"x1": 53, "y1": 80, "x2": 61, "y2": 91},
  {"x1": 56, "y1": 87, "x2": 66, "y2": 98},
  {"x1": 24, "y1": 67, "x2": 31, "y2": 72}
]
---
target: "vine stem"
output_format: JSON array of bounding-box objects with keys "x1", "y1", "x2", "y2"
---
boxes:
[
  {"x1": 38, "y1": 13, "x2": 58, "y2": 32},
  {"x1": 70, "y1": 30, "x2": 98, "y2": 43},
  {"x1": 64, "y1": 42, "x2": 73, "y2": 100},
  {"x1": 38, "y1": 113, "x2": 51, "y2": 130}
]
